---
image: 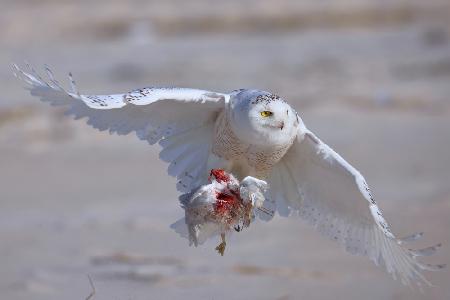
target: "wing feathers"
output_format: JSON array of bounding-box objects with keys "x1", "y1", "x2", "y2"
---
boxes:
[
  {"x1": 269, "y1": 128, "x2": 444, "y2": 286},
  {"x1": 15, "y1": 64, "x2": 226, "y2": 192},
  {"x1": 398, "y1": 232, "x2": 424, "y2": 244},
  {"x1": 409, "y1": 244, "x2": 442, "y2": 257}
]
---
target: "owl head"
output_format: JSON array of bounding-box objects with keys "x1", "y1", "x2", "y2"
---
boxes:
[{"x1": 229, "y1": 89, "x2": 302, "y2": 146}]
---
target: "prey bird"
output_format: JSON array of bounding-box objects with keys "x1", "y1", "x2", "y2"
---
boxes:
[
  {"x1": 13, "y1": 64, "x2": 444, "y2": 286},
  {"x1": 171, "y1": 169, "x2": 269, "y2": 256}
]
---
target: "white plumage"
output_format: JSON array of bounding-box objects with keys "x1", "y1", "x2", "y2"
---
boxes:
[{"x1": 13, "y1": 64, "x2": 444, "y2": 286}]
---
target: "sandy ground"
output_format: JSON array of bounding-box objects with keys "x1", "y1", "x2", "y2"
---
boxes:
[{"x1": 1, "y1": 1, "x2": 449, "y2": 299}]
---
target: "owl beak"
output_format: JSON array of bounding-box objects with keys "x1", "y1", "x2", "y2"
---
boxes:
[{"x1": 277, "y1": 121, "x2": 285, "y2": 130}]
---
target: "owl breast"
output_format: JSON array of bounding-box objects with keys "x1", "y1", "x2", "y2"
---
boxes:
[{"x1": 211, "y1": 111, "x2": 295, "y2": 179}]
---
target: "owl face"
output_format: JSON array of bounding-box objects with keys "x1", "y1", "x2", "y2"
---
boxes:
[{"x1": 229, "y1": 89, "x2": 301, "y2": 146}]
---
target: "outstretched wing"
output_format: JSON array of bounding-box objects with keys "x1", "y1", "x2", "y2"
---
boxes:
[
  {"x1": 14, "y1": 64, "x2": 229, "y2": 192},
  {"x1": 268, "y1": 127, "x2": 444, "y2": 286}
]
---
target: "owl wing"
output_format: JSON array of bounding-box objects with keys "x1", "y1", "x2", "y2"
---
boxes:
[
  {"x1": 268, "y1": 127, "x2": 444, "y2": 286},
  {"x1": 14, "y1": 64, "x2": 228, "y2": 192}
]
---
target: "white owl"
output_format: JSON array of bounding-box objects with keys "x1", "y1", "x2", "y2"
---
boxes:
[{"x1": 13, "y1": 64, "x2": 444, "y2": 286}]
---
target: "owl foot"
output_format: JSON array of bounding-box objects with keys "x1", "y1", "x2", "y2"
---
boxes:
[{"x1": 215, "y1": 233, "x2": 226, "y2": 256}]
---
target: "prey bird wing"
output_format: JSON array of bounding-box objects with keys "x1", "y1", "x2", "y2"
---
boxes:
[
  {"x1": 13, "y1": 64, "x2": 228, "y2": 192},
  {"x1": 268, "y1": 127, "x2": 445, "y2": 286}
]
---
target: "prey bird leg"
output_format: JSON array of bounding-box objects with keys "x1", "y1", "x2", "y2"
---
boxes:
[{"x1": 215, "y1": 233, "x2": 227, "y2": 256}]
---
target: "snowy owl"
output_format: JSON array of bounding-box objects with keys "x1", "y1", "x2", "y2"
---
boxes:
[{"x1": 13, "y1": 64, "x2": 444, "y2": 286}]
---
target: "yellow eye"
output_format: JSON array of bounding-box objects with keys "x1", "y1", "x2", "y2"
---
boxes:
[{"x1": 260, "y1": 111, "x2": 273, "y2": 117}]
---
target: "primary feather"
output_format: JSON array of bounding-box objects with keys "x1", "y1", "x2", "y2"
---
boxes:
[{"x1": 13, "y1": 64, "x2": 227, "y2": 192}]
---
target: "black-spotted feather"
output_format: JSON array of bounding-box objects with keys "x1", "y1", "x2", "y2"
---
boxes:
[
  {"x1": 14, "y1": 64, "x2": 227, "y2": 192},
  {"x1": 269, "y1": 128, "x2": 445, "y2": 286}
]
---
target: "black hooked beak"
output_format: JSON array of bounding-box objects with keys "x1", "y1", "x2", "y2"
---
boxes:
[{"x1": 278, "y1": 121, "x2": 285, "y2": 130}]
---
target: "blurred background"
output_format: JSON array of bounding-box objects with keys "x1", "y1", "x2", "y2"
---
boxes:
[{"x1": 1, "y1": 0, "x2": 449, "y2": 299}]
